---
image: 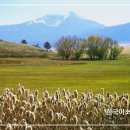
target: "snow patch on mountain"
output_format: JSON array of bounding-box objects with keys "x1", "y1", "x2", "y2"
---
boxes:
[{"x1": 26, "y1": 14, "x2": 68, "y2": 27}]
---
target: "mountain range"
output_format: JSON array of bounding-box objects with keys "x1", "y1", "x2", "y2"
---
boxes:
[{"x1": 0, "y1": 12, "x2": 130, "y2": 46}]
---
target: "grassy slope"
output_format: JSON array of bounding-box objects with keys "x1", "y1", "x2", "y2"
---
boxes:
[{"x1": 0, "y1": 41, "x2": 46, "y2": 57}]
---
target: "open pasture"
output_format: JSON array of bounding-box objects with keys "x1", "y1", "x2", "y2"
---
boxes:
[{"x1": 0, "y1": 56, "x2": 130, "y2": 94}]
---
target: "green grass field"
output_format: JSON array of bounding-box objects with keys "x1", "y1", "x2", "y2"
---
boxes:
[{"x1": 0, "y1": 55, "x2": 130, "y2": 95}]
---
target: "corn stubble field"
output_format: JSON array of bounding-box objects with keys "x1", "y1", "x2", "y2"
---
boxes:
[{"x1": 0, "y1": 44, "x2": 130, "y2": 130}]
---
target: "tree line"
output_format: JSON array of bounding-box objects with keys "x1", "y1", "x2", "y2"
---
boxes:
[
  {"x1": 56, "y1": 36, "x2": 123, "y2": 60},
  {"x1": 20, "y1": 36, "x2": 123, "y2": 60}
]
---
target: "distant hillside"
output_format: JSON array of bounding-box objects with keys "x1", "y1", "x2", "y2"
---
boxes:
[
  {"x1": 0, "y1": 12, "x2": 105, "y2": 46},
  {"x1": 0, "y1": 41, "x2": 46, "y2": 57},
  {"x1": 85, "y1": 22, "x2": 130, "y2": 42},
  {"x1": 122, "y1": 45, "x2": 130, "y2": 55}
]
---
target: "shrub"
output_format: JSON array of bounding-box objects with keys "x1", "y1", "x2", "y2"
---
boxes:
[{"x1": 21, "y1": 39, "x2": 28, "y2": 44}]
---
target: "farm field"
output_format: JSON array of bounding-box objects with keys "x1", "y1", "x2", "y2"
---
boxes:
[{"x1": 0, "y1": 54, "x2": 130, "y2": 95}]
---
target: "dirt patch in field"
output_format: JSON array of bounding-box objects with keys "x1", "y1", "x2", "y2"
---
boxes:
[{"x1": 0, "y1": 59, "x2": 22, "y2": 65}]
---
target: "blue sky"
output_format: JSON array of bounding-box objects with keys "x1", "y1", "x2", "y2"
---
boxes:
[
  {"x1": 1, "y1": 0, "x2": 130, "y2": 4},
  {"x1": 1, "y1": 0, "x2": 130, "y2": 26}
]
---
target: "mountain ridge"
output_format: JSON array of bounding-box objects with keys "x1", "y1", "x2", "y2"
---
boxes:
[{"x1": 0, "y1": 12, "x2": 129, "y2": 46}]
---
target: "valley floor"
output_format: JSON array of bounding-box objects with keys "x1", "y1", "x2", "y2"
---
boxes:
[{"x1": 0, "y1": 56, "x2": 130, "y2": 95}]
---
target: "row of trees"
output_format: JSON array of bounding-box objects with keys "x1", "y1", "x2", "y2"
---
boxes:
[{"x1": 56, "y1": 36, "x2": 123, "y2": 60}]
